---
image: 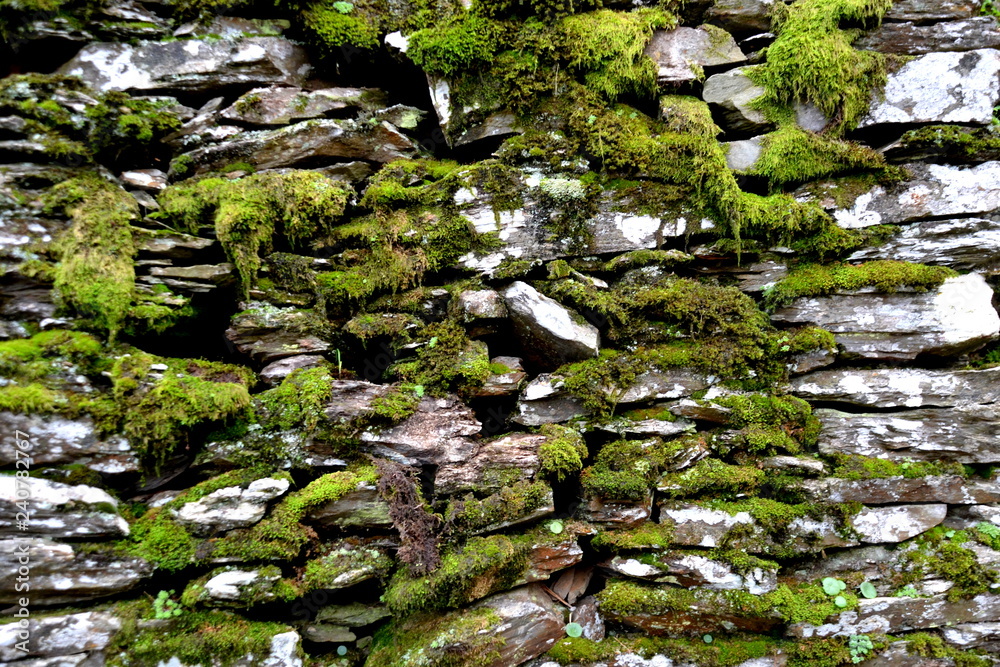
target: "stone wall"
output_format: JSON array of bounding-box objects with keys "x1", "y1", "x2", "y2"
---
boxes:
[{"x1": 1, "y1": 0, "x2": 1000, "y2": 665}]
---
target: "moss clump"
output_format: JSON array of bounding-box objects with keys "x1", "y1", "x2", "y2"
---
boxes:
[
  {"x1": 580, "y1": 438, "x2": 664, "y2": 501},
  {"x1": 101, "y1": 352, "x2": 253, "y2": 474},
  {"x1": 0, "y1": 330, "x2": 104, "y2": 381},
  {"x1": 367, "y1": 607, "x2": 505, "y2": 667},
  {"x1": 559, "y1": 9, "x2": 677, "y2": 100},
  {"x1": 0, "y1": 384, "x2": 65, "y2": 413},
  {"x1": 157, "y1": 172, "x2": 351, "y2": 297},
  {"x1": 382, "y1": 533, "x2": 533, "y2": 615},
  {"x1": 895, "y1": 125, "x2": 1000, "y2": 161},
  {"x1": 537, "y1": 424, "x2": 588, "y2": 482},
  {"x1": 301, "y1": 544, "x2": 393, "y2": 591},
  {"x1": 302, "y1": 0, "x2": 381, "y2": 51},
  {"x1": 390, "y1": 321, "x2": 490, "y2": 395},
  {"x1": 905, "y1": 633, "x2": 991, "y2": 667},
  {"x1": 84, "y1": 91, "x2": 182, "y2": 163},
  {"x1": 444, "y1": 480, "x2": 551, "y2": 535},
  {"x1": 784, "y1": 326, "x2": 837, "y2": 355},
  {"x1": 657, "y1": 458, "x2": 765, "y2": 499},
  {"x1": 902, "y1": 528, "x2": 999, "y2": 602},
  {"x1": 748, "y1": 0, "x2": 895, "y2": 133},
  {"x1": 830, "y1": 455, "x2": 966, "y2": 481},
  {"x1": 42, "y1": 174, "x2": 137, "y2": 341},
  {"x1": 256, "y1": 367, "x2": 334, "y2": 434},
  {"x1": 212, "y1": 467, "x2": 377, "y2": 561},
  {"x1": 762, "y1": 261, "x2": 958, "y2": 309},
  {"x1": 712, "y1": 393, "x2": 821, "y2": 455},
  {"x1": 590, "y1": 522, "x2": 674, "y2": 552},
  {"x1": 598, "y1": 579, "x2": 856, "y2": 627},
  {"x1": 750, "y1": 126, "x2": 889, "y2": 188},
  {"x1": 406, "y1": 12, "x2": 502, "y2": 78},
  {"x1": 107, "y1": 606, "x2": 295, "y2": 667}
]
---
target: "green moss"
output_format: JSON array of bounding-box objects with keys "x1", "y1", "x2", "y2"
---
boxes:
[
  {"x1": 830, "y1": 455, "x2": 966, "y2": 481},
  {"x1": 784, "y1": 326, "x2": 837, "y2": 355},
  {"x1": 581, "y1": 438, "x2": 663, "y2": 500},
  {"x1": 748, "y1": 0, "x2": 895, "y2": 133},
  {"x1": 559, "y1": 8, "x2": 677, "y2": 100},
  {"x1": 367, "y1": 607, "x2": 505, "y2": 667},
  {"x1": 302, "y1": 544, "x2": 393, "y2": 591},
  {"x1": 657, "y1": 458, "x2": 765, "y2": 499},
  {"x1": 750, "y1": 126, "x2": 889, "y2": 188},
  {"x1": 213, "y1": 467, "x2": 377, "y2": 561},
  {"x1": 762, "y1": 261, "x2": 958, "y2": 309},
  {"x1": 85, "y1": 91, "x2": 182, "y2": 163},
  {"x1": 603, "y1": 249, "x2": 693, "y2": 272},
  {"x1": 537, "y1": 424, "x2": 587, "y2": 482},
  {"x1": 546, "y1": 634, "x2": 789, "y2": 667},
  {"x1": 905, "y1": 633, "x2": 991, "y2": 667},
  {"x1": 382, "y1": 533, "x2": 534, "y2": 614},
  {"x1": 712, "y1": 393, "x2": 820, "y2": 455},
  {"x1": 598, "y1": 579, "x2": 856, "y2": 627},
  {"x1": 256, "y1": 367, "x2": 333, "y2": 434},
  {"x1": 42, "y1": 174, "x2": 137, "y2": 341},
  {"x1": 101, "y1": 353, "x2": 253, "y2": 474},
  {"x1": 157, "y1": 172, "x2": 351, "y2": 297},
  {"x1": 591, "y1": 522, "x2": 674, "y2": 552},
  {"x1": 107, "y1": 608, "x2": 295, "y2": 667},
  {"x1": 124, "y1": 508, "x2": 199, "y2": 572},
  {"x1": 390, "y1": 321, "x2": 490, "y2": 396},
  {"x1": 0, "y1": 330, "x2": 104, "y2": 381},
  {"x1": 0, "y1": 384, "x2": 65, "y2": 413},
  {"x1": 903, "y1": 529, "x2": 999, "y2": 603},
  {"x1": 444, "y1": 479, "x2": 551, "y2": 534},
  {"x1": 895, "y1": 124, "x2": 1000, "y2": 160},
  {"x1": 406, "y1": 12, "x2": 502, "y2": 78},
  {"x1": 303, "y1": 1, "x2": 381, "y2": 50}
]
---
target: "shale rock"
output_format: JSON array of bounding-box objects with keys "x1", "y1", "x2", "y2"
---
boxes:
[
  {"x1": 790, "y1": 367, "x2": 1000, "y2": 408},
  {"x1": 817, "y1": 405, "x2": 1000, "y2": 463},
  {"x1": 797, "y1": 476, "x2": 1000, "y2": 505},
  {"x1": 434, "y1": 432, "x2": 547, "y2": 495},
  {"x1": 179, "y1": 119, "x2": 418, "y2": 175},
  {"x1": 220, "y1": 86, "x2": 385, "y2": 126},
  {"x1": 702, "y1": 67, "x2": 771, "y2": 133},
  {"x1": 306, "y1": 482, "x2": 392, "y2": 529},
  {"x1": 0, "y1": 611, "x2": 120, "y2": 661},
  {"x1": 644, "y1": 26, "x2": 747, "y2": 84},
  {"x1": 0, "y1": 478, "x2": 128, "y2": 539},
  {"x1": 59, "y1": 38, "x2": 311, "y2": 94},
  {"x1": 848, "y1": 217, "x2": 1000, "y2": 273},
  {"x1": 502, "y1": 281, "x2": 599, "y2": 368},
  {"x1": 858, "y1": 50, "x2": 1000, "y2": 127},
  {"x1": 855, "y1": 18, "x2": 1000, "y2": 55},
  {"x1": 804, "y1": 162, "x2": 1000, "y2": 229},
  {"x1": 359, "y1": 395, "x2": 480, "y2": 466},
  {"x1": 770, "y1": 274, "x2": 1000, "y2": 361},
  {"x1": 0, "y1": 412, "x2": 136, "y2": 474},
  {"x1": 0, "y1": 538, "x2": 151, "y2": 605},
  {"x1": 175, "y1": 477, "x2": 290, "y2": 536}
]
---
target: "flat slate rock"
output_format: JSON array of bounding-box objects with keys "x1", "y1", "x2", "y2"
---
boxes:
[
  {"x1": 790, "y1": 367, "x2": 1000, "y2": 408},
  {"x1": 771, "y1": 274, "x2": 1000, "y2": 361},
  {"x1": 855, "y1": 18, "x2": 1000, "y2": 55},
  {"x1": 848, "y1": 217, "x2": 1000, "y2": 274},
  {"x1": 816, "y1": 404, "x2": 1000, "y2": 464}
]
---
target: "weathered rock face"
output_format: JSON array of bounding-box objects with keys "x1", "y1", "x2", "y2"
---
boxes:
[
  {"x1": 59, "y1": 38, "x2": 311, "y2": 93},
  {"x1": 847, "y1": 217, "x2": 1000, "y2": 273},
  {"x1": 360, "y1": 395, "x2": 480, "y2": 466},
  {"x1": 0, "y1": 478, "x2": 128, "y2": 539},
  {"x1": 644, "y1": 26, "x2": 746, "y2": 84},
  {"x1": 175, "y1": 477, "x2": 290, "y2": 536},
  {"x1": 0, "y1": 538, "x2": 151, "y2": 605},
  {"x1": 855, "y1": 18, "x2": 1000, "y2": 55},
  {"x1": 859, "y1": 49, "x2": 1000, "y2": 127},
  {"x1": 180, "y1": 118, "x2": 418, "y2": 175},
  {"x1": 502, "y1": 281, "x2": 600, "y2": 369},
  {"x1": 702, "y1": 67, "x2": 772, "y2": 133},
  {"x1": 0, "y1": 412, "x2": 136, "y2": 474},
  {"x1": 771, "y1": 274, "x2": 1000, "y2": 361},
  {"x1": 816, "y1": 404, "x2": 1000, "y2": 463},
  {"x1": 790, "y1": 367, "x2": 1000, "y2": 409},
  {"x1": 804, "y1": 162, "x2": 1000, "y2": 229},
  {"x1": 8, "y1": 0, "x2": 1000, "y2": 663}
]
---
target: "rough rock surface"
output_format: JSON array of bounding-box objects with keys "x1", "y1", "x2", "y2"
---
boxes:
[
  {"x1": 0, "y1": 478, "x2": 128, "y2": 539},
  {"x1": 59, "y1": 38, "x2": 311, "y2": 93},
  {"x1": 502, "y1": 281, "x2": 600, "y2": 368},
  {"x1": 175, "y1": 477, "x2": 290, "y2": 535},
  {"x1": 859, "y1": 49, "x2": 1000, "y2": 127},
  {"x1": 847, "y1": 217, "x2": 1000, "y2": 273},
  {"x1": 790, "y1": 367, "x2": 1000, "y2": 408},
  {"x1": 771, "y1": 274, "x2": 1000, "y2": 361},
  {"x1": 855, "y1": 18, "x2": 1000, "y2": 55},
  {"x1": 644, "y1": 26, "x2": 746, "y2": 84}
]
